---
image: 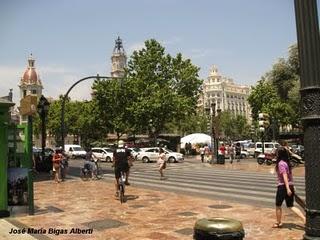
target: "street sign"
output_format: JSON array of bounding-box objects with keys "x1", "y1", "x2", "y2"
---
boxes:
[{"x1": 20, "y1": 95, "x2": 37, "y2": 116}]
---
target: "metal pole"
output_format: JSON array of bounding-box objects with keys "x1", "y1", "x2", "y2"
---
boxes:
[
  {"x1": 27, "y1": 116, "x2": 34, "y2": 215},
  {"x1": 211, "y1": 103, "x2": 216, "y2": 164},
  {"x1": 60, "y1": 75, "x2": 111, "y2": 150},
  {"x1": 294, "y1": 0, "x2": 320, "y2": 238},
  {"x1": 41, "y1": 110, "x2": 45, "y2": 161}
]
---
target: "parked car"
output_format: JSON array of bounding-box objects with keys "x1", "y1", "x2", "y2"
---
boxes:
[
  {"x1": 245, "y1": 143, "x2": 256, "y2": 157},
  {"x1": 254, "y1": 142, "x2": 280, "y2": 157},
  {"x1": 65, "y1": 144, "x2": 86, "y2": 159},
  {"x1": 91, "y1": 147, "x2": 113, "y2": 162},
  {"x1": 239, "y1": 150, "x2": 250, "y2": 159},
  {"x1": 127, "y1": 147, "x2": 142, "y2": 160},
  {"x1": 137, "y1": 147, "x2": 184, "y2": 163},
  {"x1": 290, "y1": 144, "x2": 304, "y2": 158}
]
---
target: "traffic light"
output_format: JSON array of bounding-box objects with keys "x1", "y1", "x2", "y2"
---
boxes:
[
  {"x1": 207, "y1": 120, "x2": 211, "y2": 134},
  {"x1": 258, "y1": 113, "x2": 270, "y2": 132}
]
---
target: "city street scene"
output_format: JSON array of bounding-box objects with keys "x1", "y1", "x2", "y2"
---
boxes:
[{"x1": 0, "y1": 1, "x2": 319, "y2": 240}]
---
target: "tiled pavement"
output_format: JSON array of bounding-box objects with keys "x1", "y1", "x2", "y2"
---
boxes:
[{"x1": 1, "y1": 160, "x2": 306, "y2": 240}]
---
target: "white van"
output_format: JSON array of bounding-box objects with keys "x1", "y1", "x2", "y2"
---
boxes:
[
  {"x1": 254, "y1": 142, "x2": 280, "y2": 157},
  {"x1": 64, "y1": 144, "x2": 86, "y2": 158}
]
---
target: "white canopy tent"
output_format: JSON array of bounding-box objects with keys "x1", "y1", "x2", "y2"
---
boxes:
[{"x1": 181, "y1": 133, "x2": 212, "y2": 147}]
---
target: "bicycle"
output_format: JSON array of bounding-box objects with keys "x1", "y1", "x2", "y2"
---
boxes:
[
  {"x1": 118, "y1": 171, "x2": 126, "y2": 204},
  {"x1": 93, "y1": 159, "x2": 103, "y2": 179}
]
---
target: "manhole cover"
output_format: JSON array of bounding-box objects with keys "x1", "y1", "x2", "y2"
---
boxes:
[
  {"x1": 175, "y1": 228, "x2": 194, "y2": 236},
  {"x1": 84, "y1": 219, "x2": 128, "y2": 231},
  {"x1": 130, "y1": 205, "x2": 145, "y2": 209},
  {"x1": 208, "y1": 205, "x2": 232, "y2": 209},
  {"x1": 177, "y1": 212, "x2": 197, "y2": 216}
]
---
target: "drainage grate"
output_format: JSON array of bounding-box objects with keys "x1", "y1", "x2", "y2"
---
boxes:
[
  {"x1": 83, "y1": 218, "x2": 128, "y2": 231},
  {"x1": 175, "y1": 228, "x2": 194, "y2": 236},
  {"x1": 177, "y1": 211, "x2": 197, "y2": 216},
  {"x1": 208, "y1": 205, "x2": 232, "y2": 209},
  {"x1": 130, "y1": 205, "x2": 145, "y2": 209}
]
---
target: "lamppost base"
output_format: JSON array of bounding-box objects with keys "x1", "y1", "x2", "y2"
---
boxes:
[
  {"x1": 304, "y1": 234, "x2": 320, "y2": 240},
  {"x1": 0, "y1": 210, "x2": 10, "y2": 218}
]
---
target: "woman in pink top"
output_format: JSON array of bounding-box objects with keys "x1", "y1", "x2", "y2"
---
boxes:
[{"x1": 273, "y1": 147, "x2": 305, "y2": 228}]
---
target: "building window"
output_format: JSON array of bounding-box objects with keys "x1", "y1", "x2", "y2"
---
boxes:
[
  {"x1": 23, "y1": 90, "x2": 27, "y2": 97},
  {"x1": 32, "y1": 90, "x2": 37, "y2": 94}
]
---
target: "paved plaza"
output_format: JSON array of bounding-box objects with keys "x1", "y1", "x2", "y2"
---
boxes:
[{"x1": 1, "y1": 159, "x2": 306, "y2": 240}]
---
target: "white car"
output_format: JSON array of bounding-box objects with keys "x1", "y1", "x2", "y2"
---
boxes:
[
  {"x1": 137, "y1": 147, "x2": 184, "y2": 163},
  {"x1": 91, "y1": 147, "x2": 114, "y2": 162},
  {"x1": 127, "y1": 147, "x2": 142, "y2": 160}
]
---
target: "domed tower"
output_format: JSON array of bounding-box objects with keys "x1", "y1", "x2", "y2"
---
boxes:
[
  {"x1": 19, "y1": 54, "x2": 43, "y2": 122},
  {"x1": 111, "y1": 36, "x2": 127, "y2": 78},
  {"x1": 19, "y1": 54, "x2": 43, "y2": 99}
]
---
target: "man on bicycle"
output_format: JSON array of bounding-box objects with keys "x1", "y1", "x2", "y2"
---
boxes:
[
  {"x1": 84, "y1": 148, "x2": 97, "y2": 179},
  {"x1": 113, "y1": 140, "x2": 132, "y2": 198}
]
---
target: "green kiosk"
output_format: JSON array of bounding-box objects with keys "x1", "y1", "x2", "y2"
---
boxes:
[
  {"x1": 0, "y1": 98, "x2": 15, "y2": 217},
  {"x1": 0, "y1": 96, "x2": 35, "y2": 218}
]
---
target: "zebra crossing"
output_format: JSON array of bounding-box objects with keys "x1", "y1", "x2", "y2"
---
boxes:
[{"x1": 102, "y1": 161, "x2": 305, "y2": 207}]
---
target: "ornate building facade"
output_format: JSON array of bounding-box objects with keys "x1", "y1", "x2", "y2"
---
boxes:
[
  {"x1": 110, "y1": 36, "x2": 127, "y2": 78},
  {"x1": 18, "y1": 54, "x2": 43, "y2": 123},
  {"x1": 199, "y1": 65, "x2": 251, "y2": 122}
]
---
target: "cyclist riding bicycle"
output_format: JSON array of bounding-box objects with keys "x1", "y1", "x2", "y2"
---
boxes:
[
  {"x1": 113, "y1": 140, "x2": 132, "y2": 199},
  {"x1": 84, "y1": 148, "x2": 97, "y2": 179}
]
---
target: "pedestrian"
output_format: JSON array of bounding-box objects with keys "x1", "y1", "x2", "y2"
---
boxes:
[
  {"x1": 235, "y1": 142, "x2": 241, "y2": 162},
  {"x1": 228, "y1": 144, "x2": 235, "y2": 164},
  {"x1": 272, "y1": 147, "x2": 305, "y2": 228},
  {"x1": 52, "y1": 148, "x2": 62, "y2": 183},
  {"x1": 219, "y1": 143, "x2": 226, "y2": 157},
  {"x1": 185, "y1": 142, "x2": 189, "y2": 155},
  {"x1": 199, "y1": 145, "x2": 205, "y2": 163},
  {"x1": 158, "y1": 148, "x2": 167, "y2": 180},
  {"x1": 204, "y1": 144, "x2": 210, "y2": 163}
]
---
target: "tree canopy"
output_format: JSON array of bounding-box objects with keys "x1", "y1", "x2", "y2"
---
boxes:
[{"x1": 93, "y1": 39, "x2": 203, "y2": 139}]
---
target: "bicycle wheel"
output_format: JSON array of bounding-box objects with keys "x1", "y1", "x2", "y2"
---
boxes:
[
  {"x1": 96, "y1": 166, "x2": 103, "y2": 179},
  {"x1": 119, "y1": 184, "x2": 125, "y2": 204},
  {"x1": 80, "y1": 168, "x2": 89, "y2": 181}
]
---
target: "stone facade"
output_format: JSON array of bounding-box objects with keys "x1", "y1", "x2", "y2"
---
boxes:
[{"x1": 199, "y1": 65, "x2": 251, "y2": 122}]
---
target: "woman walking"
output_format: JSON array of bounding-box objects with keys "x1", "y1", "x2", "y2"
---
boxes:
[
  {"x1": 52, "y1": 148, "x2": 63, "y2": 183},
  {"x1": 273, "y1": 147, "x2": 305, "y2": 228},
  {"x1": 158, "y1": 148, "x2": 166, "y2": 180}
]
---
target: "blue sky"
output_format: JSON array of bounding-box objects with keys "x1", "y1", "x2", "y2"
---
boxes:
[{"x1": 0, "y1": 0, "x2": 314, "y2": 104}]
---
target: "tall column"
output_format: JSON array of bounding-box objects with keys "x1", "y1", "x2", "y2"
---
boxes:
[{"x1": 294, "y1": 0, "x2": 320, "y2": 239}]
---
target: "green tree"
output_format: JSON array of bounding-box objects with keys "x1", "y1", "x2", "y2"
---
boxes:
[
  {"x1": 92, "y1": 78, "x2": 133, "y2": 141},
  {"x1": 125, "y1": 39, "x2": 202, "y2": 138},
  {"x1": 247, "y1": 78, "x2": 279, "y2": 121},
  {"x1": 218, "y1": 111, "x2": 250, "y2": 140}
]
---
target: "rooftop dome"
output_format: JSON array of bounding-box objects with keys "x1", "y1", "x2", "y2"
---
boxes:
[{"x1": 20, "y1": 54, "x2": 42, "y2": 86}]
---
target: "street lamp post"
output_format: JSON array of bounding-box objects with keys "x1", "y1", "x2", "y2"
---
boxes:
[
  {"x1": 149, "y1": 119, "x2": 156, "y2": 146},
  {"x1": 210, "y1": 103, "x2": 216, "y2": 164},
  {"x1": 215, "y1": 108, "x2": 221, "y2": 162},
  {"x1": 37, "y1": 95, "x2": 50, "y2": 161},
  {"x1": 294, "y1": 1, "x2": 320, "y2": 238},
  {"x1": 60, "y1": 74, "x2": 111, "y2": 150}
]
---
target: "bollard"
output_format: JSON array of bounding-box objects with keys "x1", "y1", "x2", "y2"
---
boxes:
[{"x1": 194, "y1": 218, "x2": 245, "y2": 240}]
